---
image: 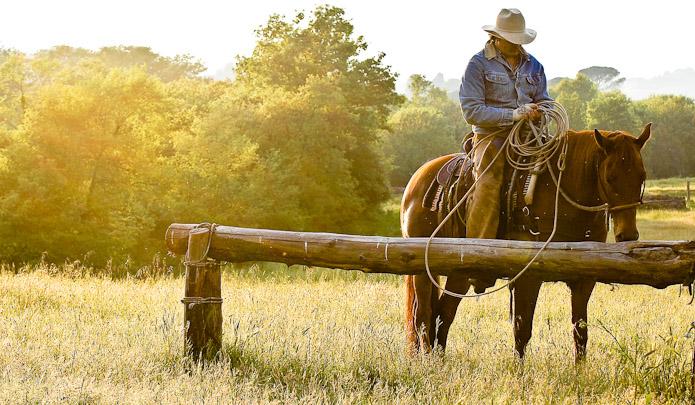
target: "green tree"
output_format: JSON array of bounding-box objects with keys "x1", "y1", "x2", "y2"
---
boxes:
[
  {"x1": 635, "y1": 95, "x2": 695, "y2": 178},
  {"x1": 229, "y1": 5, "x2": 403, "y2": 231},
  {"x1": 31, "y1": 45, "x2": 204, "y2": 84},
  {"x1": 549, "y1": 74, "x2": 598, "y2": 130},
  {"x1": 381, "y1": 74, "x2": 468, "y2": 186},
  {"x1": 0, "y1": 50, "x2": 29, "y2": 129},
  {"x1": 0, "y1": 6, "x2": 406, "y2": 265},
  {"x1": 0, "y1": 66, "x2": 173, "y2": 263},
  {"x1": 586, "y1": 91, "x2": 638, "y2": 133},
  {"x1": 98, "y1": 46, "x2": 205, "y2": 82},
  {"x1": 578, "y1": 66, "x2": 625, "y2": 91}
]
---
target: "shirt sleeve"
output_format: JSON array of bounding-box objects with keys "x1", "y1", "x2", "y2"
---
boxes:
[
  {"x1": 459, "y1": 57, "x2": 514, "y2": 127},
  {"x1": 533, "y1": 64, "x2": 553, "y2": 103}
]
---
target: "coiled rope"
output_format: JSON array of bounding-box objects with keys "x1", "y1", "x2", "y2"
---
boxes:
[
  {"x1": 423, "y1": 100, "x2": 570, "y2": 298},
  {"x1": 506, "y1": 102, "x2": 570, "y2": 172}
]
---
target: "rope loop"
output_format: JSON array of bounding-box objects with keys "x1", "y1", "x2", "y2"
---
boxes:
[
  {"x1": 181, "y1": 296, "x2": 224, "y2": 309},
  {"x1": 557, "y1": 152, "x2": 567, "y2": 171},
  {"x1": 184, "y1": 222, "x2": 218, "y2": 266},
  {"x1": 181, "y1": 297, "x2": 223, "y2": 304}
]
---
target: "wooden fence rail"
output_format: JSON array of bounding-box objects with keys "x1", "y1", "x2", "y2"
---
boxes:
[
  {"x1": 166, "y1": 223, "x2": 695, "y2": 359},
  {"x1": 167, "y1": 223, "x2": 695, "y2": 287}
]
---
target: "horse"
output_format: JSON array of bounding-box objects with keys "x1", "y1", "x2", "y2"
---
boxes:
[{"x1": 401, "y1": 123, "x2": 652, "y2": 362}]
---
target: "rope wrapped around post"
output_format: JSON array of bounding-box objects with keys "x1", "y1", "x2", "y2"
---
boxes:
[{"x1": 181, "y1": 222, "x2": 223, "y2": 360}]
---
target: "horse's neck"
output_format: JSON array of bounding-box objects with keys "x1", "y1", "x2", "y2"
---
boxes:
[{"x1": 560, "y1": 133, "x2": 604, "y2": 207}]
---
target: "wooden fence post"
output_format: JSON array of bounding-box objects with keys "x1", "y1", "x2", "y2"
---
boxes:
[
  {"x1": 687, "y1": 179, "x2": 691, "y2": 202},
  {"x1": 691, "y1": 341, "x2": 694, "y2": 398},
  {"x1": 182, "y1": 225, "x2": 222, "y2": 360}
]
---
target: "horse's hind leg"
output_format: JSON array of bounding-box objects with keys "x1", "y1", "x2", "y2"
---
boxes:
[
  {"x1": 433, "y1": 275, "x2": 470, "y2": 352},
  {"x1": 567, "y1": 280, "x2": 595, "y2": 363},
  {"x1": 511, "y1": 277, "x2": 542, "y2": 358},
  {"x1": 405, "y1": 274, "x2": 435, "y2": 353}
]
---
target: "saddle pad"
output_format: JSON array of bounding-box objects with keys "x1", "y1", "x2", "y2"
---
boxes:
[
  {"x1": 436, "y1": 154, "x2": 466, "y2": 185},
  {"x1": 423, "y1": 154, "x2": 470, "y2": 212}
]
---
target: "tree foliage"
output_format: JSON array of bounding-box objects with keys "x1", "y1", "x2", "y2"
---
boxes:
[
  {"x1": 381, "y1": 75, "x2": 468, "y2": 187},
  {"x1": 0, "y1": 51, "x2": 28, "y2": 129},
  {"x1": 635, "y1": 95, "x2": 695, "y2": 178},
  {"x1": 549, "y1": 65, "x2": 626, "y2": 126},
  {"x1": 550, "y1": 74, "x2": 598, "y2": 130},
  {"x1": 0, "y1": 6, "x2": 402, "y2": 266},
  {"x1": 32, "y1": 45, "x2": 205, "y2": 82},
  {"x1": 230, "y1": 5, "x2": 403, "y2": 230},
  {"x1": 0, "y1": 65, "x2": 173, "y2": 262},
  {"x1": 586, "y1": 91, "x2": 639, "y2": 134},
  {"x1": 578, "y1": 66, "x2": 626, "y2": 91},
  {"x1": 546, "y1": 68, "x2": 695, "y2": 179}
]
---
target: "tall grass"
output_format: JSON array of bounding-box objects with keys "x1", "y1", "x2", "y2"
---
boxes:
[
  {"x1": 645, "y1": 177, "x2": 691, "y2": 199},
  {"x1": 1, "y1": 266, "x2": 694, "y2": 403},
  {"x1": 635, "y1": 210, "x2": 695, "y2": 241}
]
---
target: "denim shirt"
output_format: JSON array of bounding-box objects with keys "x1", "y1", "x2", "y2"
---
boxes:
[{"x1": 459, "y1": 42, "x2": 552, "y2": 135}]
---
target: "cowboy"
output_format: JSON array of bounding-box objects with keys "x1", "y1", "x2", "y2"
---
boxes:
[{"x1": 459, "y1": 8, "x2": 552, "y2": 239}]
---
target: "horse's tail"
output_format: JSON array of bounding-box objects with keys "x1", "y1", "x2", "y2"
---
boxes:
[{"x1": 404, "y1": 275, "x2": 419, "y2": 355}]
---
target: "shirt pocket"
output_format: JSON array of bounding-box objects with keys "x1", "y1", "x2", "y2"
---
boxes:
[
  {"x1": 521, "y1": 74, "x2": 542, "y2": 98},
  {"x1": 484, "y1": 72, "x2": 511, "y2": 103}
]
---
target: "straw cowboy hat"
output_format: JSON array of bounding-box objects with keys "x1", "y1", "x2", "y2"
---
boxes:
[{"x1": 482, "y1": 8, "x2": 536, "y2": 45}]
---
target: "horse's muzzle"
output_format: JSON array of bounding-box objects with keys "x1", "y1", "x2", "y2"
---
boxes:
[{"x1": 615, "y1": 230, "x2": 639, "y2": 242}]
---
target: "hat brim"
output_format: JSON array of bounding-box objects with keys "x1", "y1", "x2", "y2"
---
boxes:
[{"x1": 482, "y1": 25, "x2": 536, "y2": 45}]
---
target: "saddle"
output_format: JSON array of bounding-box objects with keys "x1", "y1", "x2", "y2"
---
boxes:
[
  {"x1": 422, "y1": 132, "x2": 476, "y2": 214},
  {"x1": 421, "y1": 150, "x2": 542, "y2": 240},
  {"x1": 422, "y1": 153, "x2": 473, "y2": 213}
]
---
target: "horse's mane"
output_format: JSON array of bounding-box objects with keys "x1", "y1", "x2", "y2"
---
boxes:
[
  {"x1": 564, "y1": 130, "x2": 603, "y2": 165},
  {"x1": 565, "y1": 129, "x2": 639, "y2": 163}
]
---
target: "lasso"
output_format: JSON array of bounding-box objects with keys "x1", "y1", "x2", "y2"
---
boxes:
[{"x1": 423, "y1": 100, "x2": 570, "y2": 298}]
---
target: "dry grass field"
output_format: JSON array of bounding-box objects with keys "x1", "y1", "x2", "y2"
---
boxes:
[
  {"x1": 2, "y1": 266, "x2": 694, "y2": 404},
  {"x1": 1, "y1": 181, "x2": 694, "y2": 404}
]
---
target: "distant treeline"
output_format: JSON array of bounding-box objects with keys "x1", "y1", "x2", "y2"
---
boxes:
[
  {"x1": 0, "y1": 6, "x2": 405, "y2": 266},
  {"x1": 0, "y1": 5, "x2": 692, "y2": 266},
  {"x1": 550, "y1": 74, "x2": 695, "y2": 179},
  {"x1": 389, "y1": 69, "x2": 695, "y2": 187}
]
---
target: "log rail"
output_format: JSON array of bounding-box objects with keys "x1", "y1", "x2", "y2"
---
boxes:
[{"x1": 167, "y1": 223, "x2": 695, "y2": 289}]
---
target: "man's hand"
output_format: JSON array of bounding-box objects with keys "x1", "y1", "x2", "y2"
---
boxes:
[
  {"x1": 528, "y1": 105, "x2": 542, "y2": 122},
  {"x1": 513, "y1": 103, "x2": 542, "y2": 122}
]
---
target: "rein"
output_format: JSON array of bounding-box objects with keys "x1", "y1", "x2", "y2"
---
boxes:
[{"x1": 545, "y1": 150, "x2": 644, "y2": 232}]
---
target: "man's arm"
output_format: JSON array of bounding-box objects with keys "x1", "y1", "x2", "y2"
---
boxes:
[{"x1": 459, "y1": 58, "x2": 514, "y2": 127}]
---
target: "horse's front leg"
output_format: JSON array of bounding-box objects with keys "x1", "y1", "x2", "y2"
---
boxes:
[
  {"x1": 567, "y1": 280, "x2": 596, "y2": 363},
  {"x1": 433, "y1": 275, "x2": 470, "y2": 352},
  {"x1": 511, "y1": 277, "x2": 542, "y2": 358}
]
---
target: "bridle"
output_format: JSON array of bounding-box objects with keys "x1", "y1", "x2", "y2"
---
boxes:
[
  {"x1": 594, "y1": 155, "x2": 645, "y2": 213},
  {"x1": 545, "y1": 151, "x2": 644, "y2": 223},
  {"x1": 603, "y1": 181, "x2": 645, "y2": 213}
]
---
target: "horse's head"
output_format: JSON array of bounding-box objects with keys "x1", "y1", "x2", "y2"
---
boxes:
[{"x1": 593, "y1": 123, "x2": 652, "y2": 242}]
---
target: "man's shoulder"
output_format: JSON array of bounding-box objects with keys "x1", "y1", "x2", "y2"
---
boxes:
[
  {"x1": 467, "y1": 49, "x2": 488, "y2": 67},
  {"x1": 526, "y1": 53, "x2": 544, "y2": 68}
]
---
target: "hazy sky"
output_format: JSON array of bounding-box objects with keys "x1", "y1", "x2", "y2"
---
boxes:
[{"x1": 3, "y1": 1, "x2": 693, "y2": 84}]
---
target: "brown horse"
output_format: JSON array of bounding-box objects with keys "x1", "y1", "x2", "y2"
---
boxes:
[{"x1": 401, "y1": 124, "x2": 652, "y2": 362}]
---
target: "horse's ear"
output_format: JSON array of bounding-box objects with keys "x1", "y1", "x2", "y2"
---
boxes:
[
  {"x1": 635, "y1": 122, "x2": 652, "y2": 148},
  {"x1": 594, "y1": 129, "x2": 607, "y2": 151}
]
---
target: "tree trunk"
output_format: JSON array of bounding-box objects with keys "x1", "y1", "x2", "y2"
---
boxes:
[{"x1": 167, "y1": 223, "x2": 695, "y2": 289}]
